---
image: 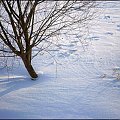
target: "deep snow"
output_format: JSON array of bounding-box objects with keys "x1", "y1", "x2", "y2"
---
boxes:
[{"x1": 0, "y1": 1, "x2": 120, "y2": 119}]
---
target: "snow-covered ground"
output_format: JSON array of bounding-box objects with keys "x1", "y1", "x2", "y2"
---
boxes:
[{"x1": 0, "y1": 1, "x2": 120, "y2": 119}]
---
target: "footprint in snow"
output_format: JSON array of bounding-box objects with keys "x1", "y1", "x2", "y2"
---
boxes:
[
  {"x1": 104, "y1": 15, "x2": 110, "y2": 19},
  {"x1": 116, "y1": 25, "x2": 120, "y2": 31},
  {"x1": 68, "y1": 49, "x2": 77, "y2": 54},
  {"x1": 58, "y1": 52, "x2": 70, "y2": 58},
  {"x1": 105, "y1": 32, "x2": 113, "y2": 35}
]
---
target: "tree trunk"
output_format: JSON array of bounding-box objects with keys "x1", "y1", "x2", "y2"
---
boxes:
[{"x1": 21, "y1": 55, "x2": 38, "y2": 79}]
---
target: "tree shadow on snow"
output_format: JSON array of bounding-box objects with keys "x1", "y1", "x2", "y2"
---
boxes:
[
  {"x1": 0, "y1": 109, "x2": 28, "y2": 119},
  {"x1": 0, "y1": 72, "x2": 54, "y2": 97}
]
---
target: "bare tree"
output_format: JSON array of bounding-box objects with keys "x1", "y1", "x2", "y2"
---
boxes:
[{"x1": 0, "y1": 0, "x2": 96, "y2": 79}]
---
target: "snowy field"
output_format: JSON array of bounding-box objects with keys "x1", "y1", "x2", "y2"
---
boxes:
[{"x1": 0, "y1": 1, "x2": 120, "y2": 119}]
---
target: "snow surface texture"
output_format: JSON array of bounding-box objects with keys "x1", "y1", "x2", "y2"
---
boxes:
[{"x1": 0, "y1": 1, "x2": 120, "y2": 119}]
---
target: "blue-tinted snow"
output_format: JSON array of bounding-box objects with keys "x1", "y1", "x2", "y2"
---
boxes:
[{"x1": 0, "y1": 1, "x2": 120, "y2": 119}]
